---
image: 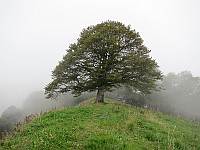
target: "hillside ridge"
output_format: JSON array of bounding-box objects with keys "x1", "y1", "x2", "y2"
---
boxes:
[{"x1": 1, "y1": 98, "x2": 200, "y2": 150}]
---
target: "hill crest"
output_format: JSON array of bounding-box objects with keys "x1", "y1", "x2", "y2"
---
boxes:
[{"x1": 1, "y1": 98, "x2": 200, "y2": 149}]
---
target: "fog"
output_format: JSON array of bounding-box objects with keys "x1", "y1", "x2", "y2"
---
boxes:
[{"x1": 0, "y1": 0, "x2": 200, "y2": 115}]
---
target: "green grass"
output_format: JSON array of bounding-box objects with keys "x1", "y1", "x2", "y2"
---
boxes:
[{"x1": 1, "y1": 98, "x2": 200, "y2": 150}]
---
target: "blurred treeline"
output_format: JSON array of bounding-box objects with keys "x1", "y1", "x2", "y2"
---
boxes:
[{"x1": 107, "y1": 71, "x2": 200, "y2": 119}]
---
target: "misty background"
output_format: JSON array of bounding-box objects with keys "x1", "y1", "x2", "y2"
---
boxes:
[{"x1": 0, "y1": 0, "x2": 200, "y2": 115}]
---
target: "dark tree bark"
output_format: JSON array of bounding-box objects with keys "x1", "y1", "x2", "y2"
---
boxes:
[{"x1": 96, "y1": 89, "x2": 104, "y2": 103}]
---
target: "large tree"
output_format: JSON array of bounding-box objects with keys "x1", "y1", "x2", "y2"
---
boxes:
[{"x1": 45, "y1": 21, "x2": 162, "y2": 103}]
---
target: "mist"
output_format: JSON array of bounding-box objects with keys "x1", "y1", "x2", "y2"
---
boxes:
[{"x1": 1, "y1": 0, "x2": 200, "y2": 117}]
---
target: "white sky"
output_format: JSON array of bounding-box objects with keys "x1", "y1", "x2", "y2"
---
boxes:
[{"x1": 0, "y1": 0, "x2": 200, "y2": 113}]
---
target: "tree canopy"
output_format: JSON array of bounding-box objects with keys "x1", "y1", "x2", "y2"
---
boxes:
[{"x1": 45, "y1": 21, "x2": 162, "y2": 102}]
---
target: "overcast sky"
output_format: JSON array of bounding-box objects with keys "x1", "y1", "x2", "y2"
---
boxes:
[{"x1": 0, "y1": 0, "x2": 200, "y2": 113}]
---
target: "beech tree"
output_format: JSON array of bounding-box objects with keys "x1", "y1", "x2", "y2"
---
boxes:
[{"x1": 45, "y1": 21, "x2": 162, "y2": 103}]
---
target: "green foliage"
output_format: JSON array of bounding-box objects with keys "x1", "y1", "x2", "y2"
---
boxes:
[
  {"x1": 45, "y1": 21, "x2": 162, "y2": 100},
  {"x1": 1, "y1": 99, "x2": 200, "y2": 149}
]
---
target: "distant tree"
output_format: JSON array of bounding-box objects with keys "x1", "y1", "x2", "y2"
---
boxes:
[
  {"x1": 0, "y1": 106, "x2": 22, "y2": 133},
  {"x1": 22, "y1": 91, "x2": 63, "y2": 114},
  {"x1": 0, "y1": 118, "x2": 13, "y2": 132},
  {"x1": 106, "y1": 86, "x2": 147, "y2": 106},
  {"x1": 149, "y1": 71, "x2": 200, "y2": 118},
  {"x1": 1, "y1": 106, "x2": 23, "y2": 124},
  {"x1": 45, "y1": 21, "x2": 162, "y2": 103}
]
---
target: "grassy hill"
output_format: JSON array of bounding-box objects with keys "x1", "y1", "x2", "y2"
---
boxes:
[{"x1": 1, "y1": 98, "x2": 200, "y2": 150}]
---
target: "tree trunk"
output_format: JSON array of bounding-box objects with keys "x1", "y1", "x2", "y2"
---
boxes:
[{"x1": 96, "y1": 89, "x2": 104, "y2": 103}]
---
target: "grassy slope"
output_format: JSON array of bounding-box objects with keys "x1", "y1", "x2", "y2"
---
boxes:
[{"x1": 1, "y1": 98, "x2": 200, "y2": 150}]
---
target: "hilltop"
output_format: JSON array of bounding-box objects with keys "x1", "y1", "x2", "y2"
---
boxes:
[{"x1": 1, "y1": 99, "x2": 200, "y2": 150}]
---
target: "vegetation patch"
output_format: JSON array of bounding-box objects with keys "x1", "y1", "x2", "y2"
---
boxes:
[{"x1": 1, "y1": 99, "x2": 200, "y2": 150}]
